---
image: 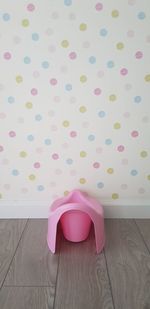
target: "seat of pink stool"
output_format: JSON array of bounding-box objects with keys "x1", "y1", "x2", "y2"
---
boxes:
[{"x1": 47, "y1": 189, "x2": 105, "y2": 254}]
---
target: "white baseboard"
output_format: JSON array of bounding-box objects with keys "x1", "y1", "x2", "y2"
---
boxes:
[{"x1": 0, "y1": 198, "x2": 150, "y2": 218}]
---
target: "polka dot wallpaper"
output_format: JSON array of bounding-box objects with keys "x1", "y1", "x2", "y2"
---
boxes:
[{"x1": 0, "y1": 0, "x2": 150, "y2": 206}]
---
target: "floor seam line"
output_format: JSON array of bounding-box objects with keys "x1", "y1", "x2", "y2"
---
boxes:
[
  {"x1": 134, "y1": 219, "x2": 150, "y2": 255},
  {"x1": 1, "y1": 218, "x2": 29, "y2": 290},
  {"x1": 103, "y1": 247, "x2": 116, "y2": 309}
]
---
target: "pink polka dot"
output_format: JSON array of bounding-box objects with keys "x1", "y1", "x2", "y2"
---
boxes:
[
  {"x1": 27, "y1": 3, "x2": 35, "y2": 11},
  {"x1": 117, "y1": 145, "x2": 125, "y2": 152},
  {"x1": 135, "y1": 51, "x2": 143, "y2": 59},
  {"x1": 3, "y1": 52, "x2": 11, "y2": 60},
  {"x1": 127, "y1": 30, "x2": 135, "y2": 38},
  {"x1": 93, "y1": 162, "x2": 100, "y2": 168},
  {"x1": 34, "y1": 162, "x2": 40, "y2": 168},
  {"x1": 53, "y1": 96, "x2": 60, "y2": 103},
  {"x1": 120, "y1": 68, "x2": 128, "y2": 76},
  {"x1": 70, "y1": 170, "x2": 76, "y2": 176},
  {"x1": 51, "y1": 125, "x2": 58, "y2": 131},
  {"x1": 0, "y1": 113, "x2": 6, "y2": 119},
  {"x1": 0, "y1": 145, "x2": 4, "y2": 152},
  {"x1": 131, "y1": 130, "x2": 139, "y2": 137},
  {"x1": 9, "y1": 131, "x2": 16, "y2": 137},
  {"x1": 70, "y1": 131, "x2": 77, "y2": 137},
  {"x1": 62, "y1": 143, "x2": 69, "y2": 149},
  {"x1": 97, "y1": 70, "x2": 104, "y2": 78},
  {"x1": 94, "y1": 88, "x2": 101, "y2": 95},
  {"x1": 50, "y1": 78, "x2": 57, "y2": 86},
  {"x1": 95, "y1": 2, "x2": 103, "y2": 11},
  {"x1": 96, "y1": 147, "x2": 103, "y2": 154},
  {"x1": 33, "y1": 71, "x2": 40, "y2": 78},
  {"x1": 52, "y1": 153, "x2": 59, "y2": 160},
  {"x1": 122, "y1": 158, "x2": 128, "y2": 165},
  {"x1": 36, "y1": 147, "x2": 43, "y2": 154},
  {"x1": 69, "y1": 52, "x2": 77, "y2": 60},
  {"x1": 55, "y1": 168, "x2": 62, "y2": 175},
  {"x1": 31, "y1": 88, "x2": 38, "y2": 95}
]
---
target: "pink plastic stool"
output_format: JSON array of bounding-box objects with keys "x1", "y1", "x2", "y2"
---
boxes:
[{"x1": 47, "y1": 189, "x2": 105, "y2": 254}]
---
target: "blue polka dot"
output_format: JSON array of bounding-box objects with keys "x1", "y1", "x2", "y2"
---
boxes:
[
  {"x1": 32, "y1": 33, "x2": 39, "y2": 41},
  {"x1": 88, "y1": 134, "x2": 95, "y2": 141},
  {"x1": 64, "y1": 0, "x2": 72, "y2": 6},
  {"x1": 89, "y1": 56, "x2": 96, "y2": 64},
  {"x1": 66, "y1": 158, "x2": 73, "y2": 164},
  {"x1": 65, "y1": 84, "x2": 72, "y2": 91},
  {"x1": 107, "y1": 60, "x2": 114, "y2": 68},
  {"x1": 138, "y1": 12, "x2": 146, "y2": 20},
  {"x1": 105, "y1": 138, "x2": 112, "y2": 145},
  {"x1": 12, "y1": 169, "x2": 19, "y2": 176},
  {"x1": 131, "y1": 169, "x2": 138, "y2": 176},
  {"x1": 134, "y1": 96, "x2": 141, "y2": 103},
  {"x1": 97, "y1": 182, "x2": 104, "y2": 189},
  {"x1": 27, "y1": 134, "x2": 34, "y2": 141},
  {"x1": 37, "y1": 185, "x2": 44, "y2": 191},
  {"x1": 24, "y1": 56, "x2": 31, "y2": 64},
  {"x1": 44, "y1": 138, "x2": 51, "y2": 145},
  {"x1": 100, "y1": 28, "x2": 108, "y2": 37},
  {"x1": 35, "y1": 114, "x2": 42, "y2": 121},
  {"x1": 3, "y1": 13, "x2": 10, "y2": 21},
  {"x1": 42, "y1": 61, "x2": 49, "y2": 69},
  {"x1": 98, "y1": 111, "x2": 106, "y2": 118},
  {"x1": 8, "y1": 96, "x2": 15, "y2": 103}
]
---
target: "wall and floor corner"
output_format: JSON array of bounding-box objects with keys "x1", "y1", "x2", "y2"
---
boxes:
[{"x1": 0, "y1": 0, "x2": 150, "y2": 218}]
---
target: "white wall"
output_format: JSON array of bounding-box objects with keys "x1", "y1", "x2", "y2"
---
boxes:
[{"x1": 0, "y1": 0, "x2": 150, "y2": 217}]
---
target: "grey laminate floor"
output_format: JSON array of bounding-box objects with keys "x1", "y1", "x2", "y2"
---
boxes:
[{"x1": 0, "y1": 219, "x2": 150, "y2": 309}]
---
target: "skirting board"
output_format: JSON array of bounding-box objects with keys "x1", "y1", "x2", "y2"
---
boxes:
[{"x1": 0, "y1": 198, "x2": 150, "y2": 218}]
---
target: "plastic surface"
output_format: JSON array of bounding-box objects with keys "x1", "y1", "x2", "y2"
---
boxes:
[{"x1": 47, "y1": 189, "x2": 105, "y2": 254}]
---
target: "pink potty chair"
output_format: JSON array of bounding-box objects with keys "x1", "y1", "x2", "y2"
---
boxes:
[{"x1": 47, "y1": 189, "x2": 105, "y2": 254}]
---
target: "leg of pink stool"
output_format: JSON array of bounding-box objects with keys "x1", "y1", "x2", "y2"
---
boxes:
[
  {"x1": 47, "y1": 215, "x2": 58, "y2": 253},
  {"x1": 94, "y1": 215, "x2": 105, "y2": 254}
]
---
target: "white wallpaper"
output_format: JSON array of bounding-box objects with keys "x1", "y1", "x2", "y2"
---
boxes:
[{"x1": 0, "y1": 0, "x2": 150, "y2": 208}]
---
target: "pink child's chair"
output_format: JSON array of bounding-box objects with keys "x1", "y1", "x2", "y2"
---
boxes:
[{"x1": 47, "y1": 189, "x2": 105, "y2": 254}]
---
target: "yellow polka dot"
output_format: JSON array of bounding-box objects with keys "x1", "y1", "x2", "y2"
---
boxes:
[
  {"x1": 145, "y1": 74, "x2": 150, "y2": 82},
  {"x1": 111, "y1": 10, "x2": 119, "y2": 17},
  {"x1": 80, "y1": 151, "x2": 87, "y2": 158},
  {"x1": 20, "y1": 151, "x2": 27, "y2": 158},
  {"x1": 61, "y1": 40, "x2": 69, "y2": 48},
  {"x1": 114, "y1": 122, "x2": 121, "y2": 129},
  {"x1": 116, "y1": 42, "x2": 124, "y2": 50},
  {"x1": 79, "y1": 178, "x2": 86, "y2": 184},
  {"x1": 22, "y1": 19, "x2": 29, "y2": 27},
  {"x1": 29, "y1": 174, "x2": 36, "y2": 181},
  {"x1": 62, "y1": 120, "x2": 70, "y2": 127},
  {"x1": 25, "y1": 102, "x2": 33, "y2": 109},
  {"x1": 147, "y1": 175, "x2": 150, "y2": 181},
  {"x1": 140, "y1": 150, "x2": 148, "y2": 158},
  {"x1": 79, "y1": 23, "x2": 87, "y2": 31},
  {"x1": 107, "y1": 168, "x2": 114, "y2": 174},
  {"x1": 112, "y1": 193, "x2": 119, "y2": 200},
  {"x1": 79, "y1": 106, "x2": 87, "y2": 113},
  {"x1": 0, "y1": 193, "x2": 2, "y2": 199},
  {"x1": 80, "y1": 75, "x2": 87, "y2": 83},
  {"x1": 16, "y1": 75, "x2": 23, "y2": 83},
  {"x1": 109, "y1": 94, "x2": 117, "y2": 101},
  {"x1": 64, "y1": 190, "x2": 69, "y2": 196}
]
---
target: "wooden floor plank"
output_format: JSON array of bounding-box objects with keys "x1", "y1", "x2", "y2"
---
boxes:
[
  {"x1": 54, "y1": 226, "x2": 114, "y2": 309},
  {"x1": 135, "y1": 219, "x2": 150, "y2": 252},
  {"x1": 0, "y1": 219, "x2": 27, "y2": 289},
  {"x1": 104, "y1": 219, "x2": 150, "y2": 309},
  {"x1": 4, "y1": 219, "x2": 60, "y2": 287},
  {"x1": 0, "y1": 287, "x2": 54, "y2": 309}
]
